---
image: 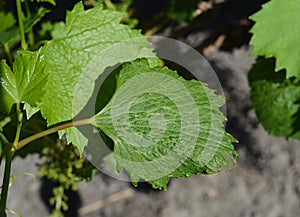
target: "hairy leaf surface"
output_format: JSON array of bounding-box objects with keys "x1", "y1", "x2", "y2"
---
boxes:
[
  {"x1": 250, "y1": 0, "x2": 300, "y2": 78},
  {"x1": 249, "y1": 57, "x2": 300, "y2": 139},
  {"x1": 95, "y1": 59, "x2": 237, "y2": 189},
  {"x1": 40, "y1": 2, "x2": 157, "y2": 152},
  {"x1": 0, "y1": 49, "x2": 47, "y2": 115}
]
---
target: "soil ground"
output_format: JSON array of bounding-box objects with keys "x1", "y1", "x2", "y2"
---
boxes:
[{"x1": 3, "y1": 0, "x2": 300, "y2": 217}]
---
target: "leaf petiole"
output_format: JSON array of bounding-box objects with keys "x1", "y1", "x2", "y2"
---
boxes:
[
  {"x1": 17, "y1": 117, "x2": 95, "y2": 150},
  {"x1": 16, "y1": 0, "x2": 27, "y2": 49},
  {"x1": 12, "y1": 103, "x2": 23, "y2": 151}
]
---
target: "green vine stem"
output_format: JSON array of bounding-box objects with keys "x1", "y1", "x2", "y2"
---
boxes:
[
  {"x1": 0, "y1": 104, "x2": 22, "y2": 216},
  {"x1": 24, "y1": 0, "x2": 34, "y2": 47},
  {"x1": 0, "y1": 116, "x2": 95, "y2": 216},
  {"x1": 104, "y1": 0, "x2": 117, "y2": 10},
  {"x1": 1, "y1": 0, "x2": 27, "y2": 211},
  {"x1": 16, "y1": 0, "x2": 27, "y2": 50},
  {"x1": 29, "y1": 40, "x2": 49, "y2": 51},
  {"x1": 17, "y1": 117, "x2": 95, "y2": 150},
  {"x1": 0, "y1": 152, "x2": 12, "y2": 217},
  {"x1": 12, "y1": 103, "x2": 23, "y2": 151}
]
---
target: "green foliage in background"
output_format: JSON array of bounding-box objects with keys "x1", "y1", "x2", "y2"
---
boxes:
[
  {"x1": 249, "y1": 0, "x2": 300, "y2": 139},
  {"x1": 169, "y1": 0, "x2": 199, "y2": 23}
]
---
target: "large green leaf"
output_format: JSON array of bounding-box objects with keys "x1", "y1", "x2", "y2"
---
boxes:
[
  {"x1": 39, "y1": 2, "x2": 157, "y2": 152},
  {"x1": 250, "y1": 0, "x2": 300, "y2": 78},
  {"x1": 95, "y1": 59, "x2": 237, "y2": 189},
  {"x1": 249, "y1": 57, "x2": 300, "y2": 139},
  {"x1": 0, "y1": 49, "x2": 48, "y2": 115}
]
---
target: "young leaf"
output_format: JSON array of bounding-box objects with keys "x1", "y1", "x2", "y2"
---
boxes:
[
  {"x1": 250, "y1": 0, "x2": 300, "y2": 78},
  {"x1": 0, "y1": 49, "x2": 48, "y2": 115},
  {"x1": 94, "y1": 59, "x2": 237, "y2": 189},
  {"x1": 39, "y1": 2, "x2": 157, "y2": 152},
  {"x1": 249, "y1": 57, "x2": 300, "y2": 139}
]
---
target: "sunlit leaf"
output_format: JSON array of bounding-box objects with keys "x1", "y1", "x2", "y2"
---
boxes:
[{"x1": 95, "y1": 59, "x2": 237, "y2": 189}]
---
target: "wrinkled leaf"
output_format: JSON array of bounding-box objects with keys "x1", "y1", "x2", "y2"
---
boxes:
[
  {"x1": 95, "y1": 59, "x2": 237, "y2": 189},
  {"x1": 39, "y1": 2, "x2": 157, "y2": 152}
]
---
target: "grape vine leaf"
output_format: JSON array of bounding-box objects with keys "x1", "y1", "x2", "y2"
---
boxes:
[
  {"x1": 39, "y1": 2, "x2": 158, "y2": 152},
  {"x1": 249, "y1": 57, "x2": 300, "y2": 139},
  {"x1": 0, "y1": 7, "x2": 49, "y2": 46},
  {"x1": 249, "y1": 0, "x2": 300, "y2": 78},
  {"x1": 94, "y1": 59, "x2": 237, "y2": 189},
  {"x1": 0, "y1": 49, "x2": 48, "y2": 116},
  {"x1": 0, "y1": 12, "x2": 16, "y2": 32}
]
